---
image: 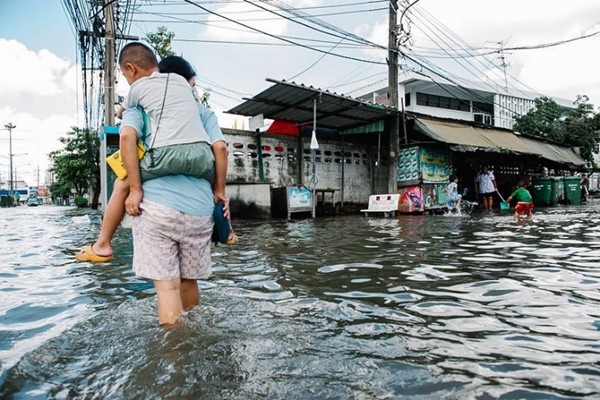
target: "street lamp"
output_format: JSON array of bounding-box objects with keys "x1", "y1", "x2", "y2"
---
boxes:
[
  {"x1": 3, "y1": 123, "x2": 16, "y2": 197},
  {"x1": 0, "y1": 152, "x2": 27, "y2": 194}
]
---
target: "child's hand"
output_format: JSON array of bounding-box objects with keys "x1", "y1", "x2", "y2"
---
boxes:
[{"x1": 116, "y1": 105, "x2": 125, "y2": 119}]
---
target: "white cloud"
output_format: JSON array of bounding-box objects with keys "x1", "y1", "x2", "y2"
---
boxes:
[
  {"x1": 205, "y1": 3, "x2": 290, "y2": 42},
  {"x1": 0, "y1": 39, "x2": 76, "y2": 97},
  {"x1": 0, "y1": 39, "x2": 79, "y2": 185},
  {"x1": 203, "y1": 0, "x2": 326, "y2": 42},
  {"x1": 357, "y1": 1, "x2": 600, "y2": 106},
  {"x1": 0, "y1": 106, "x2": 77, "y2": 186}
]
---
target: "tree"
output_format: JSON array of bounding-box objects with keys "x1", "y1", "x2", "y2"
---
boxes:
[
  {"x1": 49, "y1": 127, "x2": 100, "y2": 208},
  {"x1": 145, "y1": 26, "x2": 212, "y2": 107},
  {"x1": 562, "y1": 95, "x2": 600, "y2": 164},
  {"x1": 513, "y1": 95, "x2": 600, "y2": 165},
  {"x1": 513, "y1": 97, "x2": 566, "y2": 142},
  {"x1": 144, "y1": 26, "x2": 175, "y2": 59}
]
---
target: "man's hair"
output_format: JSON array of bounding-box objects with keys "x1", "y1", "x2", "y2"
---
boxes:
[
  {"x1": 517, "y1": 180, "x2": 525, "y2": 187},
  {"x1": 449, "y1": 174, "x2": 457, "y2": 182},
  {"x1": 159, "y1": 56, "x2": 196, "y2": 81},
  {"x1": 118, "y1": 42, "x2": 158, "y2": 70}
]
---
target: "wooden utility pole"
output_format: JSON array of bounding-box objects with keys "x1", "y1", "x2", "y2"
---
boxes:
[{"x1": 388, "y1": 0, "x2": 400, "y2": 194}]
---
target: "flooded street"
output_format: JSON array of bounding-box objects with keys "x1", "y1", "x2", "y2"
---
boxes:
[{"x1": 1, "y1": 202, "x2": 599, "y2": 399}]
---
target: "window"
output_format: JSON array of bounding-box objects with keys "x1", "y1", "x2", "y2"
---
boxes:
[
  {"x1": 416, "y1": 92, "x2": 470, "y2": 111},
  {"x1": 405, "y1": 92, "x2": 411, "y2": 107}
]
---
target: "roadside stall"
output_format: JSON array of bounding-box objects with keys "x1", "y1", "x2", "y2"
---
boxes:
[{"x1": 397, "y1": 145, "x2": 452, "y2": 213}]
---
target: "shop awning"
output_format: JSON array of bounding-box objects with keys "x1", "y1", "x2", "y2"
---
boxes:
[
  {"x1": 413, "y1": 115, "x2": 586, "y2": 167},
  {"x1": 519, "y1": 136, "x2": 586, "y2": 166},
  {"x1": 413, "y1": 116, "x2": 535, "y2": 154}
]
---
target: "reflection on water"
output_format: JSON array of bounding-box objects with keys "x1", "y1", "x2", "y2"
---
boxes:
[{"x1": 1, "y1": 203, "x2": 600, "y2": 398}]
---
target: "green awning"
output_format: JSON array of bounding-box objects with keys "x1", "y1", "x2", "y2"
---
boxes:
[{"x1": 340, "y1": 120, "x2": 385, "y2": 135}]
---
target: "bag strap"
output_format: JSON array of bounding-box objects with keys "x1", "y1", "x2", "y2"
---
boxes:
[{"x1": 147, "y1": 73, "x2": 170, "y2": 151}]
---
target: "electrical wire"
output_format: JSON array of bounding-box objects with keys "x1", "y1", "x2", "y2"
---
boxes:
[{"x1": 181, "y1": 0, "x2": 386, "y2": 65}]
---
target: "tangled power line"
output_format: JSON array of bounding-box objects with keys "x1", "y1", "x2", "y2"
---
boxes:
[{"x1": 62, "y1": 0, "x2": 599, "y2": 124}]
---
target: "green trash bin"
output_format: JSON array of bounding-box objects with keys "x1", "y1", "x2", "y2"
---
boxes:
[
  {"x1": 531, "y1": 178, "x2": 553, "y2": 207},
  {"x1": 563, "y1": 176, "x2": 581, "y2": 205},
  {"x1": 550, "y1": 177, "x2": 565, "y2": 207}
]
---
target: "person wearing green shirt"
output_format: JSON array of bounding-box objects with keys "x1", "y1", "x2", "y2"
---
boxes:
[{"x1": 506, "y1": 181, "x2": 533, "y2": 218}]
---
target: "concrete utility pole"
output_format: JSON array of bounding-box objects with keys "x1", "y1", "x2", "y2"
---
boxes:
[
  {"x1": 4, "y1": 123, "x2": 16, "y2": 197},
  {"x1": 387, "y1": 0, "x2": 400, "y2": 194},
  {"x1": 100, "y1": 0, "x2": 116, "y2": 210},
  {"x1": 104, "y1": 0, "x2": 115, "y2": 128}
]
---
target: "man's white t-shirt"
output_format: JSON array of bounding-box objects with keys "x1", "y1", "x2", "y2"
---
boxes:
[{"x1": 126, "y1": 71, "x2": 210, "y2": 147}]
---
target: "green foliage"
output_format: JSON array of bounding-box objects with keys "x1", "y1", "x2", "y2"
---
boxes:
[
  {"x1": 48, "y1": 127, "x2": 100, "y2": 205},
  {"x1": 198, "y1": 90, "x2": 210, "y2": 108},
  {"x1": 513, "y1": 97, "x2": 566, "y2": 142},
  {"x1": 562, "y1": 95, "x2": 600, "y2": 163},
  {"x1": 0, "y1": 195, "x2": 14, "y2": 207},
  {"x1": 513, "y1": 95, "x2": 600, "y2": 164},
  {"x1": 145, "y1": 26, "x2": 212, "y2": 107},
  {"x1": 74, "y1": 195, "x2": 88, "y2": 208},
  {"x1": 144, "y1": 26, "x2": 176, "y2": 59}
]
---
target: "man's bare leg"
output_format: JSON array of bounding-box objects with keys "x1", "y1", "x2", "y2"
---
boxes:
[
  {"x1": 180, "y1": 278, "x2": 199, "y2": 311},
  {"x1": 155, "y1": 278, "x2": 184, "y2": 325},
  {"x1": 92, "y1": 178, "x2": 130, "y2": 257}
]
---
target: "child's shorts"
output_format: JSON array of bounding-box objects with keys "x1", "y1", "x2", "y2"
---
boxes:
[
  {"x1": 446, "y1": 194, "x2": 462, "y2": 210},
  {"x1": 515, "y1": 202, "x2": 534, "y2": 215},
  {"x1": 132, "y1": 199, "x2": 213, "y2": 281}
]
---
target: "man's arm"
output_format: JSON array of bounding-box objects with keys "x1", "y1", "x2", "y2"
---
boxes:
[
  {"x1": 120, "y1": 125, "x2": 143, "y2": 215},
  {"x1": 212, "y1": 140, "x2": 230, "y2": 219}
]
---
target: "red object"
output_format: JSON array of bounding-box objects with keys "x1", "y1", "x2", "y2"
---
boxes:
[
  {"x1": 515, "y1": 202, "x2": 534, "y2": 216},
  {"x1": 267, "y1": 119, "x2": 301, "y2": 136}
]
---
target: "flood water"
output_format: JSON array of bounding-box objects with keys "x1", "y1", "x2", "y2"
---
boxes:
[{"x1": 1, "y1": 202, "x2": 599, "y2": 399}]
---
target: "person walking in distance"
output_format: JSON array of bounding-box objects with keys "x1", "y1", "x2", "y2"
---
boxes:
[{"x1": 475, "y1": 165, "x2": 497, "y2": 211}]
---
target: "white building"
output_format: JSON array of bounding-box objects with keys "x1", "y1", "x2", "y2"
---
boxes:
[{"x1": 361, "y1": 75, "x2": 573, "y2": 130}]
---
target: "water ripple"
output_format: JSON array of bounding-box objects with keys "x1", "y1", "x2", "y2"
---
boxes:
[{"x1": 1, "y1": 204, "x2": 600, "y2": 397}]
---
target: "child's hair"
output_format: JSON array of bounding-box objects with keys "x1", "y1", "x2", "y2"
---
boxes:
[
  {"x1": 449, "y1": 174, "x2": 457, "y2": 182},
  {"x1": 118, "y1": 42, "x2": 158, "y2": 70},
  {"x1": 517, "y1": 180, "x2": 525, "y2": 187},
  {"x1": 158, "y1": 56, "x2": 196, "y2": 81}
]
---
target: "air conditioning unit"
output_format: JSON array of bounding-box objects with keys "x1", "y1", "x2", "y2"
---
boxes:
[{"x1": 474, "y1": 113, "x2": 492, "y2": 125}]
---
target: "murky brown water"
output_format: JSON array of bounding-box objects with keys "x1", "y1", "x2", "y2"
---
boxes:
[{"x1": 1, "y1": 202, "x2": 599, "y2": 399}]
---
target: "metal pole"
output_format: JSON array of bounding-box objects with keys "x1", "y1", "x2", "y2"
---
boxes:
[
  {"x1": 312, "y1": 98, "x2": 317, "y2": 218},
  {"x1": 257, "y1": 129, "x2": 265, "y2": 182},
  {"x1": 4, "y1": 123, "x2": 16, "y2": 199},
  {"x1": 341, "y1": 135, "x2": 345, "y2": 209}
]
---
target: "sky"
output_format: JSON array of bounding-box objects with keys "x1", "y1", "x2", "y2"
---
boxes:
[{"x1": 0, "y1": 0, "x2": 599, "y2": 187}]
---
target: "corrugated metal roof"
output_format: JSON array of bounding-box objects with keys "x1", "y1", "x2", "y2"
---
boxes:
[{"x1": 226, "y1": 79, "x2": 396, "y2": 130}]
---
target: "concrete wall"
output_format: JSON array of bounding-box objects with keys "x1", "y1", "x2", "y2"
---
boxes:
[{"x1": 222, "y1": 129, "x2": 390, "y2": 216}]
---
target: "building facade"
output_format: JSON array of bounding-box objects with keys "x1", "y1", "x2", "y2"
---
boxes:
[{"x1": 361, "y1": 76, "x2": 573, "y2": 130}]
